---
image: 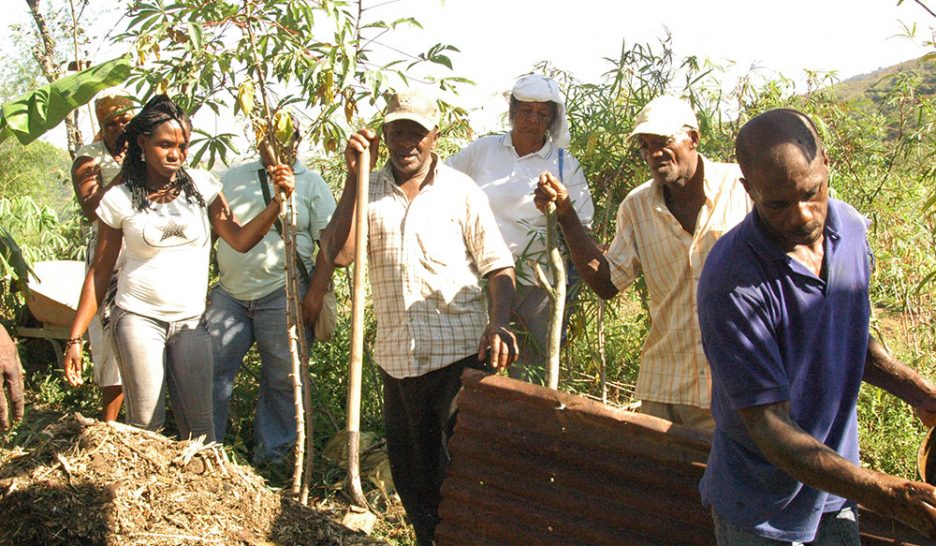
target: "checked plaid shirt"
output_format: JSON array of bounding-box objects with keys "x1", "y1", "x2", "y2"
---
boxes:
[{"x1": 366, "y1": 155, "x2": 514, "y2": 379}]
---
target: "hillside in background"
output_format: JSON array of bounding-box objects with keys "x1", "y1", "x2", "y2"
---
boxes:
[
  {"x1": 833, "y1": 54, "x2": 936, "y2": 102},
  {"x1": 0, "y1": 139, "x2": 73, "y2": 211}
]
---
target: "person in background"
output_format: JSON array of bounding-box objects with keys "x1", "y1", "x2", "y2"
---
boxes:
[
  {"x1": 68, "y1": 89, "x2": 135, "y2": 421},
  {"x1": 447, "y1": 74, "x2": 594, "y2": 384},
  {"x1": 321, "y1": 89, "x2": 518, "y2": 545},
  {"x1": 63, "y1": 95, "x2": 293, "y2": 442},
  {"x1": 698, "y1": 108, "x2": 936, "y2": 543},
  {"x1": 207, "y1": 121, "x2": 336, "y2": 468},
  {"x1": 534, "y1": 95, "x2": 751, "y2": 430}
]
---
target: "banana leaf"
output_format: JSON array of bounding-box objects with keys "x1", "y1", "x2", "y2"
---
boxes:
[
  {"x1": 0, "y1": 226, "x2": 34, "y2": 296},
  {"x1": 0, "y1": 56, "x2": 132, "y2": 146}
]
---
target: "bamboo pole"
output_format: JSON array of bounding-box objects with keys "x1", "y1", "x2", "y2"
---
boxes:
[
  {"x1": 347, "y1": 147, "x2": 370, "y2": 508},
  {"x1": 534, "y1": 202, "x2": 567, "y2": 390}
]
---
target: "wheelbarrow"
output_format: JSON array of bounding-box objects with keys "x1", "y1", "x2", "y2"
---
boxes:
[{"x1": 18, "y1": 260, "x2": 84, "y2": 368}]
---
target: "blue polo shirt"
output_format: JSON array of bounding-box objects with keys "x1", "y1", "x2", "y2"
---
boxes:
[{"x1": 697, "y1": 199, "x2": 873, "y2": 542}]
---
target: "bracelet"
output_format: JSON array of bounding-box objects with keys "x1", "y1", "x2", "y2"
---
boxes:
[{"x1": 64, "y1": 337, "x2": 82, "y2": 350}]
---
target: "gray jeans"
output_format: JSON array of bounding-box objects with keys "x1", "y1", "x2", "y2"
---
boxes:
[
  {"x1": 712, "y1": 506, "x2": 859, "y2": 546},
  {"x1": 510, "y1": 284, "x2": 551, "y2": 384},
  {"x1": 111, "y1": 307, "x2": 215, "y2": 442}
]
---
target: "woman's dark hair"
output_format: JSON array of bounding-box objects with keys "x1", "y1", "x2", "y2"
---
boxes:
[{"x1": 117, "y1": 94, "x2": 206, "y2": 211}]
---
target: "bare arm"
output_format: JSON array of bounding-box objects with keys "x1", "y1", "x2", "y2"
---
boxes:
[
  {"x1": 476, "y1": 266, "x2": 518, "y2": 370},
  {"x1": 320, "y1": 128, "x2": 380, "y2": 267},
  {"x1": 534, "y1": 171, "x2": 618, "y2": 299},
  {"x1": 210, "y1": 164, "x2": 294, "y2": 253},
  {"x1": 740, "y1": 401, "x2": 936, "y2": 537},
  {"x1": 63, "y1": 223, "x2": 122, "y2": 386},
  {"x1": 302, "y1": 247, "x2": 335, "y2": 326},
  {"x1": 863, "y1": 335, "x2": 936, "y2": 426},
  {"x1": 71, "y1": 157, "x2": 122, "y2": 222}
]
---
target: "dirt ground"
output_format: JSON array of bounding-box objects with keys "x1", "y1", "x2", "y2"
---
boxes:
[{"x1": 0, "y1": 413, "x2": 398, "y2": 545}]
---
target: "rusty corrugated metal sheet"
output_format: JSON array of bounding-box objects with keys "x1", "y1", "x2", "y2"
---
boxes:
[{"x1": 436, "y1": 369, "x2": 931, "y2": 546}]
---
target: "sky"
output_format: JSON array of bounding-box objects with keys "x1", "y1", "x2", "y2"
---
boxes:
[
  {"x1": 379, "y1": 0, "x2": 935, "y2": 132},
  {"x1": 3, "y1": 0, "x2": 934, "y2": 150}
]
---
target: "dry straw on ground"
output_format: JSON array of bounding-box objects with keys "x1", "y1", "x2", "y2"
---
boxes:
[{"x1": 0, "y1": 413, "x2": 388, "y2": 545}]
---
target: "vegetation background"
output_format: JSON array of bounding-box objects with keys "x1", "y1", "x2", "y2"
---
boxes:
[{"x1": 1, "y1": 1, "x2": 935, "y2": 544}]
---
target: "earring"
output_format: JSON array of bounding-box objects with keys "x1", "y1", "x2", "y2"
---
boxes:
[{"x1": 140, "y1": 152, "x2": 146, "y2": 163}]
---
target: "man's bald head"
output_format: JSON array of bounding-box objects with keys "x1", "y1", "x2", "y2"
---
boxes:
[
  {"x1": 736, "y1": 108, "x2": 823, "y2": 182},
  {"x1": 736, "y1": 109, "x2": 830, "y2": 251}
]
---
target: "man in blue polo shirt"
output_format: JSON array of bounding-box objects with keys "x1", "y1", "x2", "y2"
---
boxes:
[{"x1": 697, "y1": 108, "x2": 936, "y2": 543}]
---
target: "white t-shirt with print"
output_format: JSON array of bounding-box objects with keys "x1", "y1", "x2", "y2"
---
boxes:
[{"x1": 96, "y1": 169, "x2": 222, "y2": 322}]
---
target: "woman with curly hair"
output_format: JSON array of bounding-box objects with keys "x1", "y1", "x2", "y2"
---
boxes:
[{"x1": 64, "y1": 95, "x2": 294, "y2": 442}]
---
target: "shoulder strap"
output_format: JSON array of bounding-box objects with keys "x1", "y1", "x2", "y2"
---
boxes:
[
  {"x1": 558, "y1": 148, "x2": 564, "y2": 183},
  {"x1": 258, "y1": 168, "x2": 310, "y2": 283}
]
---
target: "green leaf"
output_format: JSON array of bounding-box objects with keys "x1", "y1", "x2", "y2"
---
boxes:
[
  {"x1": 0, "y1": 56, "x2": 132, "y2": 146},
  {"x1": 431, "y1": 54, "x2": 453, "y2": 70},
  {"x1": 273, "y1": 110, "x2": 295, "y2": 147},
  {"x1": 0, "y1": 225, "x2": 35, "y2": 295},
  {"x1": 915, "y1": 270, "x2": 936, "y2": 295},
  {"x1": 187, "y1": 21, "x2": 204, "y2": 52}
]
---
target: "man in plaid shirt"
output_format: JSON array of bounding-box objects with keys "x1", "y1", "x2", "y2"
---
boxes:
[{"x1": 320, "y1": 89, "x2": 518, "y2": 545}]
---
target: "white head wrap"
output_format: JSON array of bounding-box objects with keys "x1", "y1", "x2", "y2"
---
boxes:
[{"x1": 510, "y1": 74, "x2": 571, "y2": 148}]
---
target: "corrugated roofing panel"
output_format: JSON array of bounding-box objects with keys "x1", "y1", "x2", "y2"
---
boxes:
[{"x1": 436, "y1": 369, "x2": 931, "y2": 546}]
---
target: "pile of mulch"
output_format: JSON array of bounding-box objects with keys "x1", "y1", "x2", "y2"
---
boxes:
[{"x1": 0, "y1": 413, "x2": 388, "y2": 545}]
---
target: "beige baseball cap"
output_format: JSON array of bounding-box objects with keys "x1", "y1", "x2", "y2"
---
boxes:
[
  {"x1": 384, "y1": 89, "x2": 439, "y2": 131},
  {"x1": 630, "y1": 95, "x2": 698, "y2": 138}
]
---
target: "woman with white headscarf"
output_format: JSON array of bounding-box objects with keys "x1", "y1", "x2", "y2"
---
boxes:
[{"x1": 447, "y1": 74, "x2": 594, "y2": 384}]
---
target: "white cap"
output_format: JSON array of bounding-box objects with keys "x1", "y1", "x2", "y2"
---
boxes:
[
  {"x1": 630, "y1": 95, "x2": 698, "y2": 138},
  {"x1": 511, "y1": 74, "x2": 571, "y2": 148}
]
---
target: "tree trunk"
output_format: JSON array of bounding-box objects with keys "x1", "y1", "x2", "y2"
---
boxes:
[{"x1": 25, "y1": 0, "x2": 83, "y2": 157}]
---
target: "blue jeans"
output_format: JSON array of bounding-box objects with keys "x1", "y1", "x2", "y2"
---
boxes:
[
  {"x1": 111, "y1": 307, "x2": 215, "y2": 442},
  {"x1": 712, "y1": 506, "x2": 860, "y2": 546},
  {"x1": 207, "y1": 284, "x2": 310, "y2": 463}
]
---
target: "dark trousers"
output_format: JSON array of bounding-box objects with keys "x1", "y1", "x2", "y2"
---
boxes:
[{"x1": 381, "y1": 355, "x2": 487, "y2": 546}]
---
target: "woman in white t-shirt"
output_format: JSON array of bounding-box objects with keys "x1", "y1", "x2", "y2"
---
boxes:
[{"x1": 63, "y1": 95, "x2": 294, "y2": 442}]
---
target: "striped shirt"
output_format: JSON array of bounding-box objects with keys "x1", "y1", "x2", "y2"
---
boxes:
[
  {"x1": 367, "y1": 155, "x2": 514, "y2": 379},
  {"x1": 606, "y1": 156, "x2": 751, "y2": 408}
]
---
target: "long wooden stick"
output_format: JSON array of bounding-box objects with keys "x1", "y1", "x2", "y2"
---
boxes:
[
  {"x1": 347, "y1": 147, "x2": 370, "y2": 508},
  {"x1": 597, "y1": 299, "x2": 608, "y2": 404}
]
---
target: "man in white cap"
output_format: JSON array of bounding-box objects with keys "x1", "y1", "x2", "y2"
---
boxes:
[
  {"x1": 68, "y1": 88, "x2": 136, "y2": 421},
  {"x1": 321, "y1": 88, "x2": 518, "y2": 545},
  {"x1": 448, "y1": 74, "x2": 594, "y2": 384},
  {"x1": 535, "y1": 95, "x2": 750, "y2": 430}
]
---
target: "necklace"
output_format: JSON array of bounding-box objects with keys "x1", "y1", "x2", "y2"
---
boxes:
[{"x1": 148, "y1": 179, "x2": 177, "y2": 193}]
